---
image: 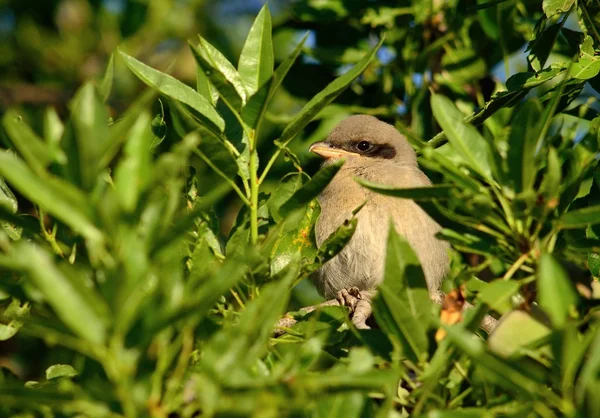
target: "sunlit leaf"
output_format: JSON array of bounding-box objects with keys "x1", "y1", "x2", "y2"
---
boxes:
[{"x1": 118, "y1": 50, "x2": 225, "y2": 131}]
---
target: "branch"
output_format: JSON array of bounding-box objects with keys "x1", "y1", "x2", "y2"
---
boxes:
[{"x1": 274, "y1": 291, "x2": 498, "y2": 337}]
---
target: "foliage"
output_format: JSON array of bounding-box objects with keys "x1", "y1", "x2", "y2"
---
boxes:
[{"x1": 0, "y1": 1, "x2": 599, "y2": 417}]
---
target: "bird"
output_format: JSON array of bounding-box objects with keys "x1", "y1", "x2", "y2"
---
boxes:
[{"x1": 309, "y1": 115, "x2": 450, "y2": 328}]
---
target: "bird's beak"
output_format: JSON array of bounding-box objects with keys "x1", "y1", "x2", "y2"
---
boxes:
[{"x1": 309, "y1": 142, "x2": 359, "y2": 159}]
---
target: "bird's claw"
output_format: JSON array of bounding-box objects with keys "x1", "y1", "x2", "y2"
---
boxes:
[
  {"x1": 336, "y1": 287, "x2": 362, "y2": 312},
  {"x1": 336, "y1": 287, "x2": 372, "y2": 329}
]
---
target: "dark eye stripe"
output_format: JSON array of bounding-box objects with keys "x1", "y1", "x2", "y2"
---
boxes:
[
  {"x1": 349, "y1": 142, "x2": 396, "y2": 159},
  {"x1": 372, "y1": 144, "x2": 396, "y2": 159}
]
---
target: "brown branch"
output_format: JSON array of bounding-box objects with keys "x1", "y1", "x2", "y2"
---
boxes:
[{"x1": 274, "y1": 291, "x2": 498, "y2": 337}]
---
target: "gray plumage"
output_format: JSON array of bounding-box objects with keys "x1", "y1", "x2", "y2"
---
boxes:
[{"x1": 311, "y1": 115, "x2": 449, "y2": 299}]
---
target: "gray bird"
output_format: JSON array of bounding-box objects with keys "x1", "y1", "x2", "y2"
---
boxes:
[{"x1": 310, "y1": 115, "x2": 450, "y2": 328}]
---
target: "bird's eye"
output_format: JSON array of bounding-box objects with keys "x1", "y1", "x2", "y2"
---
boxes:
[{"x1": 357, "y1": 141, "x2": 371, "y2": 151}]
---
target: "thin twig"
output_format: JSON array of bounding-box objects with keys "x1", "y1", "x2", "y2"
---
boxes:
[{"x1": 274, "y1": 291, "x2": 498, "y2": 337}]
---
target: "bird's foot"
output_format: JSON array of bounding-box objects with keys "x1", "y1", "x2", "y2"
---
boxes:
[{"x1": 336, "y1": 287, "x2": 373, "y2": 330}]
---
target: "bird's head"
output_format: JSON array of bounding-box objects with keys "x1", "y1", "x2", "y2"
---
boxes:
[{"x1": 309, "y1": 115, "x2": 417, "y2": 167}]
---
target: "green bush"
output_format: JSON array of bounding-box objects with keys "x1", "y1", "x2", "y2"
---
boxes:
[{"x1": 1, "y1": 1, "x2": 599, "y2": 417}]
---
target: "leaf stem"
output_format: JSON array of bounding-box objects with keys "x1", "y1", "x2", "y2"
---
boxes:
[
  {"x1": 249, "y1": 146, "x2": 259, "y2": 244},
  {"x1": 192, "y1": 149, "x2": 250, "y2": 206}
]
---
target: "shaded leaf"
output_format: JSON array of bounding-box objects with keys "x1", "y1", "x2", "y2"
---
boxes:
[
  {"x1": 2, "y1": 111, "x2": 51, "y2": 175},
  {"x1": 559, "y1": 205, "x2": 600, "y2": 229},
  {"x1": 431, "y1": 94, "x2": 493, "y2": 180},
  {"x1": 113, "y1": 112, "x2": 153, "y2": 213},
  {"x1": 372, "y1": 225, "x2": 431, "y2": 362},
  {"x1": 537, "y1": 253, "x2": 578, "y2": 327},
  {"x1": 506, "y1": 100, "x2": 542, "y2": 193},
  {"x1": 279, "y1": 159, "x2": 343, "y2": 217},
  {"x1": 0, "y1": 152, "x2": 101, "y2": 242},
  {"x1": 14, "y1": 243, "x2": 108, "y2": 344}
]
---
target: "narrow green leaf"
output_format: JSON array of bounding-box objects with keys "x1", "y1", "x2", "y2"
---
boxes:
[
  {"x1": 242, "y1": 32, "x2": 308, "y2": 129},
  {"x1": 196, "y1": 64, "x2": 218, "y2": 106},
  {"x1": 62, "y1": 83, "x2": 110, "y2": 190},
  {"x1": 278, "y1": 37, "x2": 383, "y2": 146},
  {"x1": 15, "y1": 243, "x2": 107, "y2": 344},
  {"x1": 506, "y1": 100, "x2": 542, "y2": 193},
  {"x1": 372, "y1": 225, "x2": 432, "y2": 362},
  {"x1": 542, "y1": 146, "x2": 561, "y2": 204},
  {"x1": 431, "y1": 94, "x2": 493, "y2": 180},
  {"x1": 189, "y1": 41, "x2": 245, "y2": 111},
  {"x1": 118, "y1": 50, "x2": 224, "y2": 131},
  {"x1": 0, "y1": 152, "x2": 101, "y2": 242},
  {"x1": 0, "y1": 177, "x2": 17, "y2": 214},
  {"x1": 559, "y1": 205, "x2": 600, "y2": 229},
  {"x1": 201, "y1": 262, "x2": 296, "y2": 379},
  {"x1": 99, "y1": 53, "x2": 114, "y2": 102},
  {"x1": 43, "y1": 107, "x2": 66, "y2": 165},
  {"x1": 279, "y1": 159, "x2": 344, "y2": 217},
  {"x1": 238, "y1": 5, "x2": 273, "y2": 96},
  {"x1": 2, "y1": 111, "x2": 51, "y2": 175},
  {"x1": 527, "y1": 21, "x2": 561, "y2": 72},
  {"x1": 356, "y1": 179, "x2": 454, "y2": 200},
  {"x1": 314, "y1": 217, "x2": 357, "y2": 267},
  {"x1": 537, "y1": 253, "x2": 578, "y2": 327},
  {"x1": 267, "y1": 173, "x2": 306, "y2": 223},
  {"x1": 113, "y1": 112, "x2": 153, "y2": 212}
]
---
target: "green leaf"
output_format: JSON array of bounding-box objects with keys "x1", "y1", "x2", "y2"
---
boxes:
[
  {"x1": 201, "y1": 262, "x2": 296, "y2": 379},
  {"x1": 62, "y1": 83, "x2": 110, "y2": 190},
  {"x1": 542, "y1": 146, "x2": 562, "y2": 204},
  {"x1": 113, "y1": 112, "x2": 153, "y2": 213},
  {"x1": 190, "y1": 37, "x2": 247, "y2": 111},
  {"x1": 559, "y1": 205, "x2": 600, "y2": 229},
  {"x1": 271, "y1": 200, "x2": 319, "y2": 275},
  {"x1": 506, "y1": 100, "x2": 542, "y2": 193},
  {"x1": 537, "y1": 253, "x2": 578, "y2": 327},
  {"x1": 149, "y1": 258, "x2": 246, "y2": 334},
  {"x1": 570, "y1": 35, "x2": 600, "y2": 79},
  {"x1": 237, "y1": 5, "x2": 273, "y2": 97},
  {"x1": 0, "y1": 177, "x2": 17, "y2": 214},
  {"x1": 0, "y1": 299, "x2": 29, "y2": 341},
  {"x1": 528, "y1": 22, "x2": 562, "y2": 72},
  {"x1": 278, "y1": 37, "x2": 383, "y2": 147},
  {"x1": 372, "y1": 225, "x2": 431, "y2": 362},
  {"x1": 0, "y1": 152, "x2": 101, "y2": 242},
  {"x1": 43, "y1": 107, "x2": 66, "y2": 165},
  {"x1": 543, "y1": 0, "x2": 575, "y2": 17},
  {"x1": 488, "y1": 311, "x2": 551, "y2": 357},
  {"x1": 314, "y1": 217, "x2": 357, "y2": 267},
  {"x1": 99, "y1": 53, "x2": 114, "y2": 102},
  {"x1": 430, "y1": 94, "x2": 493, "y2": 180},
  {"x1": 242, "y1": 33, "x2": 308, "y2": 129},
  {"x1": 46, "y1": 364, "x2": 78, "y2": 380},
  {"x1": 14, "y1": 243, "x2": 107, "y2": 344},
  {"x1": 279, "y1": 159, "x2": 344, "y2": 217},
  {"x1": 118, "y1": 50, "x2": 224, "y2": 131},
  {"x1": 2, "y1": 111, "x2": 51, "y2": 175},
  {"x1": 267, "y1": 173, "x2": 306, "y2": 223},
  {"x1": 356, "y1": 179, "x2": 454, "y2": 200},
  {"x1": 477, "y1": 280, "x2": 520, "y2": 315}
]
